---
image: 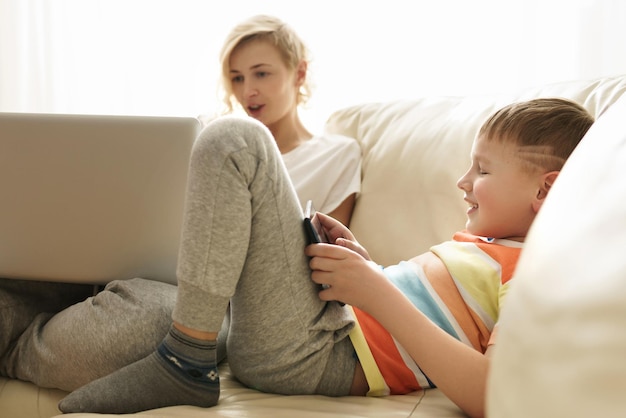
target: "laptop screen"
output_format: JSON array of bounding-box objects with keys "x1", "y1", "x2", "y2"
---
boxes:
[{"x1": 0, "y1": 112, "x2": 200, "y2": 284}]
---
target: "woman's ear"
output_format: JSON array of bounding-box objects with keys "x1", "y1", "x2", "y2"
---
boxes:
[
  {"x1": 295, "y1": 60, "x2": 307, "y2": 87},
  {"x1": 533, "y1": 171, "x2": 559, "y2": 213}
]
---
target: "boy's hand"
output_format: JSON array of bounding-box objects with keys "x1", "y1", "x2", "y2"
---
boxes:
[
  {"x1": 304, "y1": 242, "x2": 386, "y2": 310},
  {"x1": 315, "y1": 212, "x2": 371, "y2": 261}
]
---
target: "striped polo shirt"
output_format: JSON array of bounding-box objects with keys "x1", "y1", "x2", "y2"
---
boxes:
[{"x1": 349, "y1": 231, "x2": 522, "y2": 396}]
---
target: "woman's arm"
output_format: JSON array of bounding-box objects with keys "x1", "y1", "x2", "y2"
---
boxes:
[{"x1": 326, "y1": 193, "x2": 356, "y2": 227}]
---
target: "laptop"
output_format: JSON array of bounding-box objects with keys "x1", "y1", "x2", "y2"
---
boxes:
[{"x1": 0, "y1": 112, "x2": 201, "y2": 284}]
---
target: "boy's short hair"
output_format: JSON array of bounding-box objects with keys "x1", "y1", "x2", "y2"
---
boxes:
[
  {"x1": 219, "y1": 15, "x2": 312, "y2": 114},
  {"x1": 479, "y1": 98, "x2": 595, "y2": 173}
]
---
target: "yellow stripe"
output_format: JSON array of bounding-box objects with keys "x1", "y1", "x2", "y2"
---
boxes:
[
  {"x1": 347, "y1": 306, "x2": 390, "y2": 397},
  {"x1": 432, "y1": 242, "x2": 500, "y2": 323}
]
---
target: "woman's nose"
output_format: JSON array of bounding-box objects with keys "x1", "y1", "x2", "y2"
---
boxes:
[{"x1": 244, "y1": 83, "x2": 258, "y2": 99}]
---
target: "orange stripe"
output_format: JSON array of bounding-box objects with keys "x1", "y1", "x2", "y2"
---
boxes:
[
  {"x1": 415, "y1": 252, "x2": 489, "y2": 351},
  {"x1": 353, "y1": 308, "x2": 422, "y2": 394},
  {"x1": 453, "y1": 231, "x2": 520, "y2": 284},
  {"x1": 473, "y1": 243, "x2": 519, "y2": 284}
]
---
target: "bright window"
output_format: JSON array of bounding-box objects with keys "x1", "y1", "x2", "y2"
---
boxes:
[{"x1": 1, "y1": 0, "x2": 625, "y2": 130}]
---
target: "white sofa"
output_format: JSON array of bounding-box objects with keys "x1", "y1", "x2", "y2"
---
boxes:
[{"x1": 2, "y1": 73, "x2": 625, "y2": 418}]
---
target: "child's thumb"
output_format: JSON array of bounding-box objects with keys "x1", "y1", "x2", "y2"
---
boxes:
[{"x1": 336, "y1": 237, "x2": 356, "y2": 251}]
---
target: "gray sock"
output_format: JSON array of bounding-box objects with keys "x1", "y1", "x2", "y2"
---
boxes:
[{"x1": 58, "y1": 326, "x2": 219, "y2": 413}]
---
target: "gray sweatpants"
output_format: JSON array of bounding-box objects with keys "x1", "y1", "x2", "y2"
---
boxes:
[
  {"x1": 173, "y1": 116, "x2": 356, "y2": 396},
  {"x1": 0, "y1": 277, "x2": 177, "y2": 391},
  {"x1": 0, "y1": 116, "x2": 355, "y2": 396},
  {"x1": 0, "y1": 277, "x2": 231, "y2": 392}
]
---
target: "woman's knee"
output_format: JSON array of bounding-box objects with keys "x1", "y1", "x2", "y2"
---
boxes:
[
  {"x1": 196, "y1": 116, "x2": 275, "y2": 155},
  {"x1": 99, "y1": 278, "x2": 176, "y2": 326}
]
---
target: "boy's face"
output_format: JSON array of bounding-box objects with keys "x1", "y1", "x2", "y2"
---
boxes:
[{"x1": 456, "y1": 135, "x2": 542, "y2": 242}]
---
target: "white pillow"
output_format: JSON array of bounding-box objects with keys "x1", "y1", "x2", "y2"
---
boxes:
[{"x1": 487, "y1": 95, "x2": 626, "y2": 417}]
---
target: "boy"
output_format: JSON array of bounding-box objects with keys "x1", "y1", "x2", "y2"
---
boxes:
[{"x1": 60, "y1": 98, "x2": 594, "y2": 418}]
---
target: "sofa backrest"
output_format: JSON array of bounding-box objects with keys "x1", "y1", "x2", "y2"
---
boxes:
[{"x1": 325, "y1": 74, "x2": 626, "y2": 266}]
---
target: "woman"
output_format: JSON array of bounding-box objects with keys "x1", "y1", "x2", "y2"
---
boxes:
[
  {"x1": 0, "y1": 15, "x2": 361, "y2": 395},
  {"x1": 216, "y1": 14, "x2": 361, "y2": 225}
]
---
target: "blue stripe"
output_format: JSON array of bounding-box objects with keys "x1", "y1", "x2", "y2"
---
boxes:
[{"x1": 383, "y1": 262, "x2": 459, "y2": 339}]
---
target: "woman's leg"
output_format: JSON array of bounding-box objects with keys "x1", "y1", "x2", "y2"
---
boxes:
[
  {"x1": 0, "y1": 278, "x2": 94, "y2": 378},
  {"x1": 59, "y1": 116, "x2": 356, "y2": 413},
  {"x1": 1, "y1": 278, "x2": 176, "y2": 391},
  {"x1": 174, "y1": 117, "x2": 356, "y2": 395}
]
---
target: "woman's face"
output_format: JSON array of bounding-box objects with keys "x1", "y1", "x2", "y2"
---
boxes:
[{"x1": 229, "y1": 39, "x2": 303, "y2": 129}]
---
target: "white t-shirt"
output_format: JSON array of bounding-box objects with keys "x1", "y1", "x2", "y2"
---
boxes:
[{"x1": 282, "y1": 134, "x2": 362, "y2": 214}]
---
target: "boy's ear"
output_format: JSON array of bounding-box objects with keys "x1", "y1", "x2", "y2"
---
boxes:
[{"x1": 533, "y1": 171, "x2": 559, "y2": 213}]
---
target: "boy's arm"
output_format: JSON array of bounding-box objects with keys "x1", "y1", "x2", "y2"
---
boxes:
[
  {"x1": 306, "y1": 244, "x2": 489, "y2": 418},
  {"x1": 363, "y1": 276, "x2": 490, "y2": 418}
]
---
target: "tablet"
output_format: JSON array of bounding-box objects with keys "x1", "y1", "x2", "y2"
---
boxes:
[{"x1": 303, "y1": 200, "x2": 328, "y2": 244}]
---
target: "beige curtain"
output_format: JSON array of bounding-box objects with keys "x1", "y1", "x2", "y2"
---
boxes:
[{"x1": 0, "y1": 0, "x2": 55, "y2": 112}]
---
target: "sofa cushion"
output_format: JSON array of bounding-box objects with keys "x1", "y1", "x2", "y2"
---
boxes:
[
  {"x1": 36, "y1": 362, "x2": 456, "y2": 418},
  {"x1": 0, "y1": 377, "x2": 67, "y2": 418},
  {"x1": 487, "y1": 95, "x2": 626, "y2": 416},
  {"x1": 325, "y1": 75, "x2": 626, "y2": 266},
  {"x1": 3, "y1": 74, "x2": 625, "y2": 418}
]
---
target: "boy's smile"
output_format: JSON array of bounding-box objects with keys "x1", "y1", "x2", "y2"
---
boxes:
[{"x1": 457, "y1": 135, "x2": 542, "y2": 242}]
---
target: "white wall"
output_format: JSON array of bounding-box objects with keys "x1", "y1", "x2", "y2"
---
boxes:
[{"x1": 1, "y1": 0, "x2": 625, "y2": 131}]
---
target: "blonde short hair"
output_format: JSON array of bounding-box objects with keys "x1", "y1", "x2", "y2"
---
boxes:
[
  {"x1": 218, "y1": 15, "x2": 312, "y2": 114},
  {"x1": 479, "y1": 98, "x2": 595, "y2": 173}
]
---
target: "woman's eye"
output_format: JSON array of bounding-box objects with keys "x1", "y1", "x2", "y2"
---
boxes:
[
  {"x1": 231, "y1": 75, "x2": 243, "y2": 83},
  {"x1": 256, "y1": 71, "x2": 268, "y2": 78}
]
